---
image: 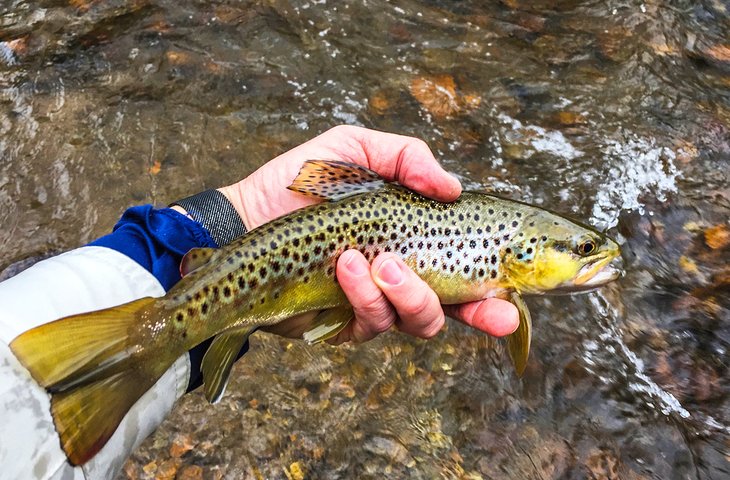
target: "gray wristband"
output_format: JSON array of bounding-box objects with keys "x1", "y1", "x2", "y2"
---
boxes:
[{"x1": 171, "y1": 189, "x2": 247, "y2": 246}]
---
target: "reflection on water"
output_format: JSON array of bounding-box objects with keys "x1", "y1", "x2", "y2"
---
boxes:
[{"x1": 1, "y1": 0, "x2": 729, "y2": 478}]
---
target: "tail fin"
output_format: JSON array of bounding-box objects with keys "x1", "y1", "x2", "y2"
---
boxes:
[{"x1": 10, "y1": 297, "x2": 160, "y2": 465}]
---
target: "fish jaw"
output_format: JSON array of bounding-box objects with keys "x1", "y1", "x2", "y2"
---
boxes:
[{"x1": 553, "y1": 257, "x2": 623, "y2": 294}]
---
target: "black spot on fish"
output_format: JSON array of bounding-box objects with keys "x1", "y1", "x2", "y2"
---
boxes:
[
  {"x1": 259, "y1": 267, "x2": 267, "y2": 278},
  {"x1": 201, "y1": 303, "x2": 209, "y2": 314},
  {"x1": 491, "y1": 255, "x2": 497, "y2": 264},
  {"x1": 490, "y1": 270, "x2": 497, "y2": 278},
  {"x1": 463, "y1": 266, "x2": 470, "y2": 274},
  {"x1": 176, "y1": 313, "x2": 184, "y2": 322},
  {"x1": 469, "y1": 240, "x2": 477, "y2": 248},
  {"x1": 223, "y1": 286, "x2": 231, "y2": 297},
  {"x1": 512, "y1": 221, "x2": 518, "y2": 227},
  {"x1": 498, "y1": 224, "x2": 505, "y2": 231},
  {"x1": 238, "y1": 277, "x2": 245, "y2": 289}
]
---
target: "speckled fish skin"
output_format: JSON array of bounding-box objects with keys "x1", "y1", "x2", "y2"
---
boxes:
[
  {"x1": 148, "y1": 183, "x2": 609, "y2": 352},
  {"x1": 10, "y1": 160, "x2": 621, "y2": 465}
]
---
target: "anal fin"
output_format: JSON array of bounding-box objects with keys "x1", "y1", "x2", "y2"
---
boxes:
[
  {"x1": 505, "y1": 292, "x2": 532, "y2": 376},
  {"x1": 302, "y1": 306, "x2": 354, "y2": 344},
  {"x1": 201, "y1": 327, "x2": 254, "y2": 404}
]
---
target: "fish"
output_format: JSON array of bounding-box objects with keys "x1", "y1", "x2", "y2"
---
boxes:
[{"x1": 10, "y1": 160, "x2": 621, "y2": 465}]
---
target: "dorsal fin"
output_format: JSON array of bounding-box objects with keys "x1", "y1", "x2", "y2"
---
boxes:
[
  {"x1": 180, "y1": 248, "x2": 217, "y2": 276},
  {"x1": 287, "y1": 160, "x2": 385, "y2": 201}
]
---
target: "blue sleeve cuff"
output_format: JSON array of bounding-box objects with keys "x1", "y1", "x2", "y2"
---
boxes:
[
  {"x1": 88, "y1": 204, "x2": 248, "y2": 392},
  {"x1": 89, "y1": 205, "x2": 218, "y2": 291}
]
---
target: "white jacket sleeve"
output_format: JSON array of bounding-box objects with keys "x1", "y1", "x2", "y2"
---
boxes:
[{"x1": 0, "y1": 246, "x2": 191, "y2": 480}]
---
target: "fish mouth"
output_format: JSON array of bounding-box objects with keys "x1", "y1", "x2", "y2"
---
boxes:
[{"x1": 557, "y1": 256, "x2": 623, "y2": 294}]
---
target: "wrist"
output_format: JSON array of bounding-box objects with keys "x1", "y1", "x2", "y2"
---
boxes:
[
  {"x1": 169, "y1": 189, "x2": 247, "y2": 247},
  {"x1": 216, "y1": 184, "x2": 254, "y2": 231}
]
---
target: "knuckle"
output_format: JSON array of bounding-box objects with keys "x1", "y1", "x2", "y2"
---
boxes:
[
  {"x1": 360, "y1": 301, "x2": 395, "y2": 331},
  {"x1": 420, "y1": 314, "x2": 445, "y2": 339},
  {"x1": 399, "y1": 289, "x2": 433, "y2": 318}
]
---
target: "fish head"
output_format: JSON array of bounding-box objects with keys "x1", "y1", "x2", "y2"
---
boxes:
[{"x1": 502, "y1": 211, "x2": 621, "y2": 294}]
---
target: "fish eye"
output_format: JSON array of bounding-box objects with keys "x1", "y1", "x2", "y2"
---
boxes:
[{"x1": 577, "y1": 240, "x2": 597, "y2": 256}]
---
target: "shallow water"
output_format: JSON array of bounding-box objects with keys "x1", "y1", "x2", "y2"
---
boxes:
[{"x1": 1, "y1": 0, "x2": 728, "y2": 478}]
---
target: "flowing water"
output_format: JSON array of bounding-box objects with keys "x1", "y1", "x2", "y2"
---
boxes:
[{"x1": 1, "y1": 0, "x2": 729, "y2": 478}]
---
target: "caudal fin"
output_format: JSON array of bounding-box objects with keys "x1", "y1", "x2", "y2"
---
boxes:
[{"x1": 10, "y1": 297, "x2": 160, "y2": 465}]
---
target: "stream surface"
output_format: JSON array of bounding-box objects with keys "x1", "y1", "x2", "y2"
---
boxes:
[{"x1": 1, "y1": 1, "x2": 729, "y2": 479}]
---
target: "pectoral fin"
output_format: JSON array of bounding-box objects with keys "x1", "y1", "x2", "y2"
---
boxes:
[
  {"x1": 302, "y1": 306, "x2": 354, "y2": 344},
  {"x1": 201, "y1": 327, "x2": 254, "y2": 404},
  {"x1": 180, "y1": 248, "x2": 217, "y2": 276},
  {"x1": 505, "y1": 292, "x2": 532, "y2": 376}
]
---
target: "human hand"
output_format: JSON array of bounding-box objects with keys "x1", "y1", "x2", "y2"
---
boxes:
[{"x1": 218, "y1": 125, "x2": 519, "y2": 343}]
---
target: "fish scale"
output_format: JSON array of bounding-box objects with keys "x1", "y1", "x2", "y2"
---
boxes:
[
  {"x1": 161, "y1": 186, "x2": 532, "y2": 342},
  {"x1": 10, "y1": 160, "x2": 621, "y2": 465}
]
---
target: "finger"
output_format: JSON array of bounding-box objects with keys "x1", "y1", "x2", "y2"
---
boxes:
[
  {"x1": 371, "y1": 254, "x2": 445, "y2": 339},
  {"x1": 444, "y1": 299, "x2": 519, "y2": 337},
  {"x1": 335, "y1": 249, "x2": 397, "y2": 342},
  {"x1": 342, "y1": 126, "x2": 462, "y2": 202}
]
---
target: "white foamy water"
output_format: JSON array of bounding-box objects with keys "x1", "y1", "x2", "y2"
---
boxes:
[
  {"x1": 497, "y1": 113, "x2": 584, "y2": 160},
  {"x1": 584, "y1": 293, "x2": 691, "y2": 419},
  {"x1": 590, "y1": 135, "x2": 680, "y2": 229},
  {"x1": 584, "y1": 293, "x2": 730, "y2": 437},
  {"x1": 0, "y1": 43, "x2": 17, "y2": 66}
]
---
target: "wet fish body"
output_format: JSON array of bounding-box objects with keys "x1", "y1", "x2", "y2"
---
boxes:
[{"x1": 10, "y1": 160, "x2": 621, "y2": 465}]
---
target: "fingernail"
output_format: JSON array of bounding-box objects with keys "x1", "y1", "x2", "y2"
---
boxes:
[
  {"x1": 344, "y1": 254, "x2": 368, "y2": 276},
  {"x1": 376, "y1": 258, "x2": 403, "y2": 286}
]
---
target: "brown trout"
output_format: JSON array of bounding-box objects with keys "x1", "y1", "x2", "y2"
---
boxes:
[{"x1": 11, "y1": 160, "x2": 621, "y2": 465}]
